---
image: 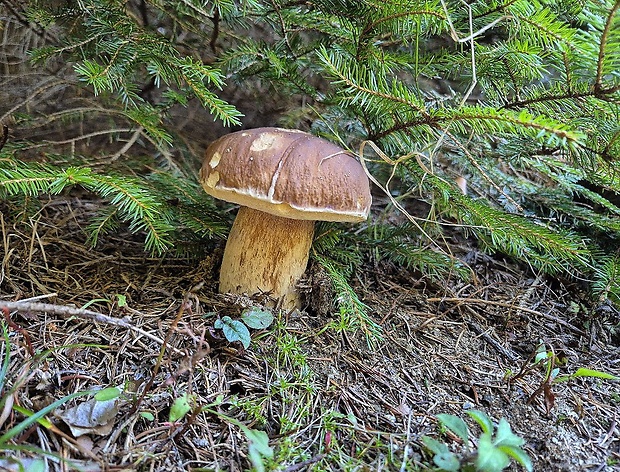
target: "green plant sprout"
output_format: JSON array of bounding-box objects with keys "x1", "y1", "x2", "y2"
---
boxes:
[
  {"x1": 421, "y1": 410, "x2": 533, "y2": 472},
  {"x1": 214, "y1": 307, "x2": 275, "y2": 348},
  {"x1": 509, "y1": 342, "x2": 619, "y2": 414},
  {"x1": 169, "y1": 392, "x2": 195, "y2": 423},
  {"x1": 201, "y1": 396, "x2": 274, "y2": 472}
]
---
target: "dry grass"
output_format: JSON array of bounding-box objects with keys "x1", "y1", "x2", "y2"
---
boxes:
[{"x1": 1, "y1": 196, "x2": 619, "y2": 471}]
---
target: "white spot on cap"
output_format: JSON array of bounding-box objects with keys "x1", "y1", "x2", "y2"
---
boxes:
[
  {"x1": 209, "y1": 152, "x2": 221, "y2": 168},
  {"x1": 250, "y1": 132, "x2": 277, "y2": 152},
  {"x1": 268, "y1": 157, "x2": 285, "y2": 199}
]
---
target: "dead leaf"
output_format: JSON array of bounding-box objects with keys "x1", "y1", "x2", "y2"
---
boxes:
[{"x1": 57, "y1": 396, "x2": 120, "y2": 437}]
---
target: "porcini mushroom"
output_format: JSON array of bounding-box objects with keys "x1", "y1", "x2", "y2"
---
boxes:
[{"x1": 200, "y1": 127, "x2": 371, "y2": 310}]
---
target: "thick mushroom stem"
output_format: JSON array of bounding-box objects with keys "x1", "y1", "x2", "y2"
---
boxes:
[{"x1": 219, "y1": 206, "x2": 314, "y2": 310}]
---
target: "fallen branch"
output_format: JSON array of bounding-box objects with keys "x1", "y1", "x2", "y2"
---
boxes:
[{"x1": 0, "y1": 301, "x2": 184, "y2": 355}]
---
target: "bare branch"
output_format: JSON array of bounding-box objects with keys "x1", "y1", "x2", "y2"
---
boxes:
[{"x1": 0, "y1": 301, "x2": 184, "y2": 355}]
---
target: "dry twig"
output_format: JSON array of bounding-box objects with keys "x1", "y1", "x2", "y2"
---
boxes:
[
  {"x1": 0, "y1": 300, "x2": 184, "y2": 355},
  {"x1": 427, "y1": 296, "x2": 585, "y2": 334}
]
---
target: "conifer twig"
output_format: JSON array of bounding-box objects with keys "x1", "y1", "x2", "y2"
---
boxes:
[
  {"x1": 0, "y1": 301, "x2": 184, "y2": 354},
  {"x1": 107, "y1": 126, "x2": 144, "y2": 162},
  {"x1": 595, "y1": 0, "x2": 620, "y2": 92}
]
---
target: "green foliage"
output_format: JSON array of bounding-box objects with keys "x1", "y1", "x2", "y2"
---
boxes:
[
  {"x1": 201, "y1": 396, "x2": 274, "y2": 472},
  {"x1": 238, "y1": 0, "x2": 620, "y2": 301},
  {"x1": 2, "y1": 0, "x2": 620, "y2": 306},
  {"x1": 215, "y1": 316, "x2": 252, "y2": 348},
  {"x1": 555, "y1": 367, "x2": 620, "y2": 383},
  {"x1": 28, "y1": 0, "x2": 243, "y2": 132},
  {"x1": 422, "y1": 410, "x2": 533, "y2": 472},
  {"x1": 593, "y1": 255, "x2": 620, "y2": 304},
  {"x1": 0, "y1": 158, "x2": 228, "y2": 255},
  {"x1": 94, "y1": 386, "x2": 122, "y2": 402},
  {"x1": 527, "y1": 342, "x2": 620, "y2": 384},
  {"x1": 314, "y1": 253, "x2": 382, "y2": 342},
  {"x1": 241, "y1": 307, "x2": 275, "y2": 329}
]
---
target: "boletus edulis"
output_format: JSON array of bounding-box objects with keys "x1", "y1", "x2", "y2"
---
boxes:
[{"x1": 200, "y1": 127, "x2": 371, "y2": 310}]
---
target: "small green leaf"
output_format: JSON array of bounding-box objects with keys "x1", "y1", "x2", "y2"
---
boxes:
[
  {"x1": 437, "y1": 413, "x2": 469, "y2": 443},
  {"x1": 493, "y1": 418, "x2": 525, "y2": 448},
  {"x1": 534, "y1": 344, "x2": 549, "y2": 364},
  {"x1": 498, "y1": 445, "x2": 533, "y2": 472},
  {"x1": 467, "y1": 409, "x2": 494, "y2": 435},
  {"x1": 241, "y1": 307, "x2": 274, "y2": 329},
  {"x1": 248, "y1": 447, "x2": 266, "y2": 472},
  {"x1": 169, "y1": 393, "x2": 194, "y2": 423},
  {"x1": 476, "y1": 432, "x2": 511, "y2": 472},
  {"x1": 570, "y1": 368, "x2": 619, "y2": 381},
  {"x1": 28, "y1": 458, "x2": 47, "y2": 472},
  {"x1": 94, "y1": 386, "x2": 121, "y2": 402},
  {"x1": 433, "y1": 451, "x2": 460, "y2": 472},
  {"x1": 245, "y1": 429, "x2": 273, "y2": 458},
  {"x1": 549, "y1": 367, "x2": 560, "y2": 381},
  {"x1": 421, "y1": 436, "x2": 450, "y2": 455},
  {"x1": 215, "y1": 316, "x2": 251, "y2": 348},
  {"x1": 116, "y1": 294, "x2": 127, "y2": 307},
  {"x1": 0, "y1": 457, "x2": 46, "y2": 472},
  {"x1": 140, "y1": 411, "x2": 155, "y2": 421},
  {"x1": 244, "y1": 429, "x2": 273, "y2": 472}
]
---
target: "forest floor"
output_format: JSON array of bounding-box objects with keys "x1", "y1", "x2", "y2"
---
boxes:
[
  {"x1": 0, "y1": 190, "x2": 619, "y2": 472},
  {"x1": 1, "y1": 8, "x2": 619, "y2": 468}
]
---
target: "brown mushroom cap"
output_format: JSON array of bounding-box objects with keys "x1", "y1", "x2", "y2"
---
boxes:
[{"x1": 200, "y1": 127, "x2": 371, "y2": 222}]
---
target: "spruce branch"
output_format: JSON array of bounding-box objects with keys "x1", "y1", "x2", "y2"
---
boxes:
[
  {"x1": 512, "y1": 6, "x2": 579, "y2": 50},
  {"x1": 86, "y1": 206, "x2": 120, "y2": 248},
  {"x1": 361, "y1": 8, "x2": 446, "y2": 37},
  {"x1": 445, "y1": 107, "x2": 585, "y2": 146},
  {"x1": 28, "y1": 0, "x2": 242, "y2": 129},
  {"x1": 368, "y1": 223, "x2": 470, "y2": 281},
  {"x1": 592, "y1": 255, "x2": 620, "y2": 304},
  {"x1": 0, "y1": 160, "x2": 226, "y2": 255},
  {"x1": 595, "y1": 0, "x2": 620, "y2": 92},
  {"x1": 314, "y1": 254, "x2": 382, "y2": 342},
  {"x1": 371, "y1": 106, "x2": 585, "y2": 147},
  {"x1": 317, "y1": 46, "x2": 430, "y2": 118}
]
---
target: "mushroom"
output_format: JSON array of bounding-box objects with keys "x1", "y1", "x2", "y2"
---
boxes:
[{"x1": 200, "y1": 127, "x2": 372, "y2": 310}]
